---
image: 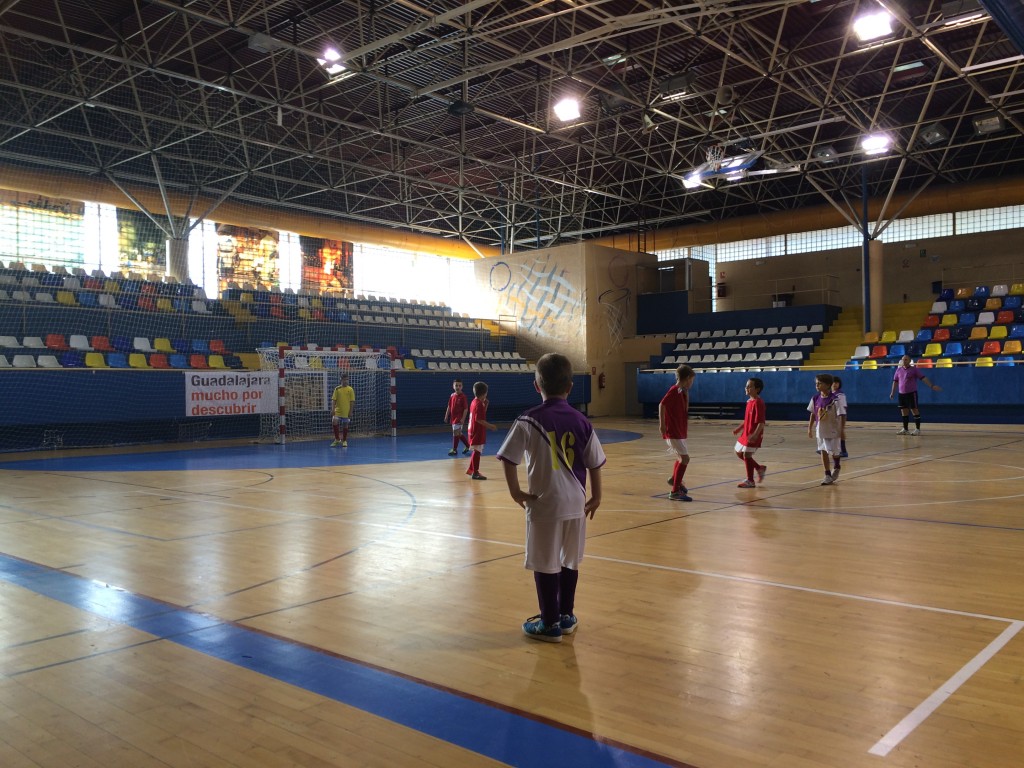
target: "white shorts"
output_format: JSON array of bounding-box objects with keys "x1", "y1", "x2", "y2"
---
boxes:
[
  {"x1": 734, "y1": 441, "x2": 758, "y2": 455},
  {"x1": 665, "y1": 438, "x2": 688, "y2": 457},
  {"x1": 470, "y1": 443, "x2": 485, "y2": 453},
  {"x1": 451, "y1": 423, "x2": 464, "y2": 434},
  {"x1": 332, "y1": 416, "x2": 351, "y2": 426},
  {"x1": 525, "y1": 516, "x2": 587, "y2": 573},
  {"x1": 816, "y1": 437, "x2": 841, "y2": 455}
]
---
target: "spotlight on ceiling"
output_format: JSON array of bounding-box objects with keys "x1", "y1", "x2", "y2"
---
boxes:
[
  {"x1": 641, "y1": 112, "x2": 658, "y2": 134},
  {"x1": 919, "y1": 122, "x2": 950, "y2": 146},
  {"x1": 972, "y1": 112, "x2": 1006, "y2": 135},
  {"x1": 860, "y1": 133, "x2": 892, "y2": 156},
  {"x1": 447, "y1": 100, "x2": 475, "y2": 117},
  {"x1": 553, "y1": 96, "x2": 581, "y2": 122},
  {"x1": 317, "y1": 47, "x2": 355, "y2": 81},
  {"x1": 656, "y1": 71, "x2": 695, "y2": 103},
  {"x1": 853, "y1": 10, "x2": 894, "y2": 42},
  {"x1": 812, "y1": 145, "x2": 838, "y2": 163}
]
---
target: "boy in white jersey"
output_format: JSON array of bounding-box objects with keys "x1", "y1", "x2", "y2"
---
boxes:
[{"x1": 497, "y1": 352, "x2": 606, "y2": 643}]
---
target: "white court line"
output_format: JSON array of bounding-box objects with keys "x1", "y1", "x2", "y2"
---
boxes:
[{"x1": 868, "y1": 620, "x2": 1024, "y2": 756}]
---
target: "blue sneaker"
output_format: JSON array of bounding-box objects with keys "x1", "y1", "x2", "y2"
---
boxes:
[
  {"x1": 668, "y1": 491, "x2": 693, "y2": 501},
  {"x1": 560, "y1": 614, "x2": 578, "y2": 635},
  {"x1": 522, "y1": 616, "x2": 562, "y2": 643}
]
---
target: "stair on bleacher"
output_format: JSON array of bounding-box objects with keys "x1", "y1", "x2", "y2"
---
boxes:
[{"x1": 806, "y1": 302, "x2": 931, "y2": 368}]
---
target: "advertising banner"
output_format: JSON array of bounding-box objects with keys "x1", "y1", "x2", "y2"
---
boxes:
[{"x1": 184, "y1": 371, "x2": 278, "y2": 417}]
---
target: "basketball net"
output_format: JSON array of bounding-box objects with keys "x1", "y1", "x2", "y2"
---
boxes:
[
  {"x1": 599, "y1": 288, "x2": 629, "y2": 353},
  {"x1": 706, "y1": 143, "x2": 725, "y2": 171}
]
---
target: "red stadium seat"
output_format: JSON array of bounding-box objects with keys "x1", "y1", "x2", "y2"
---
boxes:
[
  {"x1": 149, "y1": 353, "x2": 171, "y2": 369},
  {"x1": 189, "y1": 353, "x2": 210, "y2": 369},
  {"x1": 932, "y1": 328, "x2": 950, "y2": 341},
  {"x1": 45, "y1": 333, "x2": 69, "y2": 351}
]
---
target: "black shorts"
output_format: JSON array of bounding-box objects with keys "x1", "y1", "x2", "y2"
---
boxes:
[{"x1": 897, "y1": 391, "x2": 919, "y2": 410}]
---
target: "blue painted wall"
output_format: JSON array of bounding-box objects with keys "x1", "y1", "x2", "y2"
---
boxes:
[
  {"x1": 0, "y1": 370, "x2": 590, "y2": 450},
  {"x1": 638, "y1": 367, "x2": 1022, "y2": 424}
]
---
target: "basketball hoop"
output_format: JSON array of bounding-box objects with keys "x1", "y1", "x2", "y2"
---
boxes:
[{"x1": 706, "y1": 143, "x2": 725, "y2": 171}]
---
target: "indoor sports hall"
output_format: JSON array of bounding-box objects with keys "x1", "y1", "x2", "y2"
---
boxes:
[
  {"x1": 2, "y1": 418, "x2": 1023, "y2": 768},
  {"x1": 3, "y1": 1, "x2": 1024, "y2": 767}
]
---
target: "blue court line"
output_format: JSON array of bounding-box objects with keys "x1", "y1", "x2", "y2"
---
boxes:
[
  {"x1": 0, "y1": 552, "x2": 681, "y2": 768},
  {"x1": 0, "y1": 429, "x2": 642, "y2": 472}
]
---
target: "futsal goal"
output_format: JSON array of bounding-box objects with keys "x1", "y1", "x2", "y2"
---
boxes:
[{"x1": 257, "y1": 346, "x2": 396, "y2": 444}]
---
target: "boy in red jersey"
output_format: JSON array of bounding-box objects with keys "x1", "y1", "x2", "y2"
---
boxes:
[
  {"x1": 659, "y1": 364, "x2": 695, "y2": 501},
  {"x1": 734, "y1": 377, "x2": 767, "y2": 488},
  {"x1": 443, "y1": 379, "x2": 471, "y2": 456},
  {"x1": 466, "y1": 381, "x2": 496, "y2": 479}
]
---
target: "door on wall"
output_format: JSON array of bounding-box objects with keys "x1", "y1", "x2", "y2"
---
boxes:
[{"x1": 623, "y1": 362, "x2": 644, "y2": 417}]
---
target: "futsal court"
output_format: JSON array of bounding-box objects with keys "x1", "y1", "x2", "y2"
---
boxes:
[{"x1": 1, "y1": 417, "x2": 1022, "y2": 768}]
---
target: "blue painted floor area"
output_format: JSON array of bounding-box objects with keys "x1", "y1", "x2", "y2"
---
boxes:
[
  {"x1": 0, "y1": 428, "x2": 641, "y2": 472},
  {"x1": 0, "y1": 551, "x2": 672, "y2": 767}
]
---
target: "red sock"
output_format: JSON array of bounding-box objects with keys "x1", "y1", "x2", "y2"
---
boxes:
[
  {"x1": 333, "y1": 423, "x2": 340, "y2": 440},
  {"x1": 461, "y1": 434, "x2": 470, "y2": 448},
  {"x1": 452, "y1": 434, "x2": 459, "y2": 451},
  {"x1": 467, "y1": 451, "x2": 480, "y2": 475},
  {"x1": 743, "y1": 455, "x2": 757, "y2": 482}
]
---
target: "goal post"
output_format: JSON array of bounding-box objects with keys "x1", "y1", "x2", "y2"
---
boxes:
[{"x1": 257, "y1": 346, "x2": 396, "y2": 444}]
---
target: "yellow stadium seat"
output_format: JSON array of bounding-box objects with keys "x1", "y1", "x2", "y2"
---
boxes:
[
  {"x1": 1009, "y1": 283, "x2": 1024, "y2": 296},
  {"x1": 240, "y1": 292, "x2": 254, "y2": 304},
  {"x1": 403, "y1": 358, "x2": 416, "y2": 370},
  {"x1": 923, "y1": 343, "x2": 943, "y2": 357},
  {"x1": 128, "y1": 353, "x2": 150, "y2": 369},
  {"x1": 208, "y1": 354, "x2": 229, "y2": 369},
  {"x1": 879, "y1": 330, "x2": 897, "y2": 343},
  {"x1": 1003, "y1": 340, "x2": 1022, "y2": 355},
  {"x1": 940, "y1": 314, "x2": 957, "y2": 327},
  {"x1": 309, "y1": 356, "x2": 324, "y2": 369},
  {"x1": 860, "y1": 359, "x2": 878, "y2": 370},
  {"x1": 154, "y1": 338, "x2": 175, "y2": 353},
  {"x1": 975, "y1": 356, "x2": 994, "y2": 367},
  {"x1": 969, "y1": 326, "x2": 988, "y2": 340},
  {"x1": 989, "y1": 325, "x2": 1008, "y2": 340},
  {"x1": 954, "y1": 287, "x2": 972, "y2": 299},
  {"x1": 84, "y1": 352, "x2": 107, "y2": 368},
  {"x1": 236, "y1": 352, "x2": 262, "y2": 369},
  {"x1": 863, "y1": 331, "x2": 879, "y2": 344},
  {"x1": 103, "y1": 279, "x2": 121, "y2": 293},
  {"x1": 156, "y1": 298, "x2": 174, "y2": 312},
  {"x1": 936, "y1": 357, "x2": 954, "y2": 368},
  {"x1": 984, "y1": 298, "x2": 1002, "y2": 311},
  {"x1": 56, "y1": 290, "x2": 78, "y2": 307}
]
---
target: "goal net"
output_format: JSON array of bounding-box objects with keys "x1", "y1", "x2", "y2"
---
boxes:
[{"x1": 257, "y1": 347, "x2": 395, "y2": 444}]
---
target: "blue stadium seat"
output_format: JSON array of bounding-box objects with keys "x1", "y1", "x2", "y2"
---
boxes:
[
  {"x1": 906, "y1": 342, "x2": 924, "y2": 357},
  {"x1": 845, "y1": 359, "x2": 860, "y2": 370},
  {"x1": 888, "y1": 343, "x2": 906, "y2": 358},
  {"x1": 191, "y1": 339, "x2": 210, "y2": 353},
  {"x1": 939, "y1": 288, "x2": 954, "y2": 301},
  {"x1": 915, "y1": 329, "x2": 932, "y2": 342},
  {"x1": 974, "y1": 285, "x2": 990, "y2": 299},
  {"x1": 965, "y1": 298, "x2": 983, "y2": 312},
  {"x1": 948, "y1": 299, "x2": 966, "y2": 312},
  {"x1": 1009, "y1": 324, "x2": 1024, "y2": 339},
  {"x1": 1003, "y1": 295, "x2": 1022, "y2": 310},
  {"x1": 962, "y1": 341, "x2": 981, "y2": 356},
  {"x1": 995, "y1": 356, "x2": 1016, "y2": 366},
  {"x1": 172, "y1": 338, "x2": 189, "y2": 353},
  {"x1": 958, "y1": 312, "x2": 976, "y2": 326},
  {"x1": 223, "y1": 354, "x2": 245, "y2": 369},
  {"x1": 59, "y1": 351, "x2": 85, "y2": 368},
  {"x1": 950, "y1": 325, "x2": 970, "y2": 341},
  {"x1": 77, "y1": 291, "x2": 99, "y2": 308},
  {"x1": 169, "y1": 353, "x2": 190, "y2": 368},
  {"x1": 944, "y1": 342, "x2": 963, "y2": 357},
  {"x1": 111, "y1": 336, "x2": 133, "y2": 353},
  {"x1": 107, "y1": 353, "x2": 129, "y2": 368}
]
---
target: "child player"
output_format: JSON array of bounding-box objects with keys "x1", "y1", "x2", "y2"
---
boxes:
[
  {"x1": 443, "y1": 378, "x2": 471, "y2": 456},
  {"x1": 497, "y1": 352, "x2": 605, "y2": 643},
  {"x1": 807, "y1": 373, "x2": 844, "y2": 485},
  {"x1": 330, "y1": 373, "x2": 355, "y2": 447},
  {"x1": 660, "y1": 363, "x2": 696, "y2": 501},
  {"x1": 832, "y1": 375, "x2": 849, "y2": 457},
  {"x1": 733, "y1": 377, "x2": 767, "y2": 488},
  {"x1": 465, "y1": 381, "x2": 496, "y2": 479}
]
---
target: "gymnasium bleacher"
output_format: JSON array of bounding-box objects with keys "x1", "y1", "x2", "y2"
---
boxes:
[
  {"x1": 0, "y1": 260, "x2": 522, "y2": 372},
  {"x1": 847, "y1": 284, "x2": 1024, "y2": 369}
]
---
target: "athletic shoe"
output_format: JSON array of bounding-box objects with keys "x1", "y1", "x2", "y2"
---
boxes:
[
  {"x1": 756, "y1": 465, "x2": 767, "y2": 483},
  {"x1": 447, "y1": 449, "x2": 457, "y2": 456},
  {"x1": 330, "y1": 440, "x2": 340, "y2": 447},
  {"x1": 821, "y1": 475, "x2": 834, "y2": 485},
  {"x1": 839, "y1": 451, "x2": 849, "y2": 458},
  {"x1": 911, "y1": 429, "x2": 920, "y2": 436},
  {"x1": 471, "y1": 473, "x2": 487, "y2": 480},
  {"x1": 559, "y1": 614, "x2": 578, "y2": 635},
  {"x1": 896, "y1": 428, "x2": 909, "y2": 435},
  {"x1": 831, "y1": 467, "x2": 841, "y2": 481},
  {"x1": 342, "y1": 440, "x2": 348, "y2": 447},
  {"x1": 522, "y1": 616, "x2": 562, "y2": 643},
  {"x1": 666, "y1": 478, "x2": 687, "y2": 494},
  {"x1": 668, "y1": 491, "x2": 693, "y2": 501},
  {"x1": 737, "y1": 480, "x2": 756, "y2": 488},
  {"x1": 463, "y1": 447, "x2": 472, "y2": 455}
]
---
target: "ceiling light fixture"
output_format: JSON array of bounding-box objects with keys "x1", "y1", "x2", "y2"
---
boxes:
[
  {"x1": 317, "y1": 47, "x2": 355, "y2": 81},
  {"x1": 919, "y1": 122, "x2": 950, "y2": 146},
  {"x1": 973, "y1": 113, "x2": 1006, "y2": 135},
  {"x1": 860, "y1": 133, "x2": 892, "y2": 155},
  {"x1": 853, "y1": 10, "x2": 894, "y2": 42},
  {"x1": 656, "y1": 72, "x2": 695, "y2": 103},
  {"x1": 553, "y1": 96, "x2": 581, "y2": 122},
  {"x1": 812, "y1": 145, "x2": 838, "y2": 163}
]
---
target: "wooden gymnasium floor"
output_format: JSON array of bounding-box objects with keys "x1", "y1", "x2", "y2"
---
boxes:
[{"x1": 1, "y1": 417, "x2": 1023, "y2": 768}]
